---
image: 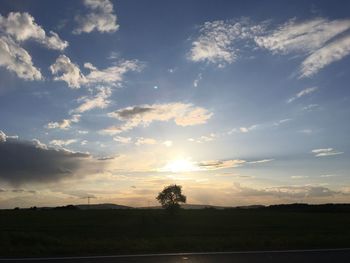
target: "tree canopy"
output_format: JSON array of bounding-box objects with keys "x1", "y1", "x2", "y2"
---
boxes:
[{"x1": 156, "y1": 184, "x2": 186, "y2": 210}]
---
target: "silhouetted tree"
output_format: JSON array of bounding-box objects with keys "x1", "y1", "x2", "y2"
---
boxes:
[{"x1": 156, "y1": 184, "x2": 186, "y2": 211}]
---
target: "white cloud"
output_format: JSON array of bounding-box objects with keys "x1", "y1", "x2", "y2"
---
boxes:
[
  {"x1": 135, "y1": 137, "x2": 157, "y2": 146},
  {"x1": 107, "y1": 103, "x2": 213, "y2": 133},
  {"x1": 0, "y1": 36, "x2": 42, "y2": 80},
  {"x1": 287, "y1": 86, "x2": 318, "y2": 103},
  {"x1": 299, "y1": 129, "x2": 313, "y2": 134},
  {"x1": 50, "y1": 55, "x2": 142, "y2": 88},
  {"x1": 248, "y1": 159, "x2": 274, "y2": 164},
  {"x1": 0, "y1": 130, "x2": 7, "y2": 142},
  {"x1": 74, "y1": 0, "x2": 119, "y2": 34},
  {"x1": 188, "y1": 133, "x2": 217, "y2": 143},
  {"x1": 255, "y1": 18, "x2": 350, "y2": 77},
  {"x1": 46, "y1": 114, "x2": 81, "y2": 130},
  {"x1": 300, "y1": 35, "x2": 350, "y2": 78},
  {"x1": 228, "y1": 124, "x2": 258, "y2": 134},
  {"x1": 0, "y1": 12, "x2": 68, "y2": 50},
  {"x1": 239, "y1": 125, "x2": 258, "y2": 133},
  {"x1": 0, "y1": 12, "x2": 67, "y2": 81},
  {"x1": 273, "y1": 118, "x2": 292, "y2": 126},
  {"x1": 255, "y1": 18, "x2": 350, "y2": 54},
  {"x1": 49, "y1": 55, "x2": 84, "y2": 88},
  {"x1": 189, "y1": 19, "x2": 263, "y2": 66},
  {"x1": 193, "y1": 73, "x2": 202, "y2": 87},
  {"x1": 74, "y1": 86, "x2": 112, "y2": 113},
  {"x1": 311, "y1": 148, "x2": 344, "y2": 157},
  {"x1": 320, "y1": 174, "x2": 337, "y2": 178},
  {"x1": 50, "y1": 139, "x2": 77, "y2": 147},
  {"x1": 302, "y1": 104, "x2": 319, "y2": 111},
  {"x1": 83, "y1": 60, "x2": 141, "y2": 86},
  {"x1": 113, "y1": 136, "x2": 131, "y2": 144}
]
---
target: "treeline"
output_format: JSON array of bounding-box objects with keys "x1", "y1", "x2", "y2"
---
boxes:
[{"x1": 264, "y1": 203, "x2": 350, "y2": 212}]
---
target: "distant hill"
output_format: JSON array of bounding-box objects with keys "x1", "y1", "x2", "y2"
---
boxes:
[
  {"x1": 137, "y1": 204, "x2": 229, "y2": 209},
  {"x1": 8, "y1": 203, "x2": 350, "y2": 212},
  {"x1": 76, "y1": 203, "x2": 132, "y2": 210}
]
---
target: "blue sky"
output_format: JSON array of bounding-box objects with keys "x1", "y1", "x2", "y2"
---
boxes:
[{"x1": 0, "y1": 0, "x2": 350, "y2": 208}]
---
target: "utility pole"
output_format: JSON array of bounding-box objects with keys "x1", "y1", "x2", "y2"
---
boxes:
[{"x1": 87, "y1": 196, "x2": 94, "y2": 206}]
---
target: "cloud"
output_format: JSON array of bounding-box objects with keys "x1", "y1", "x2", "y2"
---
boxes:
[
  {"x1": 273, "y1": 118, "x2": 292, "y2": 126},
  {"x1": 248, "y1": 159, "x2": 274, "y2": 164},
  {"x1": 255, "y1": 18, "x2": 350, "y2": 54},
  {"x1": 300, "y1": 35, "x2": 350, "y2": 77},
  {"x1": 0, "y1": 12, "x2": 67, "y2": 79},
  {"x1": 311, "y1": 148, "x2": 344, "y2": 157},
  {"x1": 113, "y1": 136, "x2": 132, "y2": 144},
  {"x1": 74, "y1": 86, "x2": 112, "y2": 113},
  {"x1": 50, "y1": 55, "x2": 142, "y2": 88},
  {"x1": 255, "y1": 18, "x2": 350, "y2": 77},
  {"x1": 291, "y1": 175, "x2": 308, "y2": 179},
  {"x1": 46, "y1": 114, "x2": 81, "y2": 130},
  {"x1": 228, "y1": 124, "x2": 258, "y2": 134},
  {"x1": 99, "y1": 126, "x2": 123, "y2": 136},
  {"x1": 0, "y1": 131, "x2": 7, "y2": 142},
  {"x1": 0, "y1": 135, "x2": 100, "y2": 185},
  {"x1": 49, "y1": 139, "x2": 78, "y2": 147},
  {"x1": 302, "y1": 104, "x2": 319, "y2": 111},
  {"x1": 198, "y1": 159, "x2": 246, "y2": 170},
  {"x1": 320, "y1": 174, "x2": 337, "y2": 178},
  {"x1": 0, "y1": 36, "x2": 42, "y2": 80},
  {"x1": 287, "y1": 86, "x2": 318, "y2": 103},
  {"x1": 189, "y1": 19, "x2": 263, "y2": 66},
  {"x1": 299, "y1": 129, "x2": 313, "y2": 135},
  {"x1": 0, "y1": 12, "x2": 68, "y2": 50},
  {"x1": 107, "y1": 103, "x2": 213, "y2": 133},
  {"x1": 74, "y1": 0, "x2": 119, "y2": 34},
  {"x1": 195, "y1": 157, "x2": 273, "y2": 170},
  {"x1": 83, "y1": 60, "x2": 141, "y2": 86},
  {"x1": 49, "y1": 55, "x2": 84, "y2": 88},
  {"x1": 135, "y1": 137, "x2": 157, "y2": 146},
  {"x1": 188, "y1": 133, "x2": 217, "y2": 143},
  {"x1": 193, "y1": 73, "x2": 202, "y2": 87}
]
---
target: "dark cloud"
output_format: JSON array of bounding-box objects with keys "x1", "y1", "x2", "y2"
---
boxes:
[
  {"x1": 0, "y1": 137, "x2": 96, "y2": 185},
  {"x1": 113, "y1": 106, "x2": 153, "y2": 119},
  {"x1": 97, "y1": 156, "x2": 115, "y2": 161},
  {"x1": 198, "y1": 159, "x2": 246, "y2": 170},
  {"x1": 11, "y1": 189, "x2": 36, "y2": 194}
]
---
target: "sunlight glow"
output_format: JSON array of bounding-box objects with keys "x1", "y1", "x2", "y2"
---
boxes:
[{"x1": 160, "y1": 158, "x2": 199, "y2": 173}]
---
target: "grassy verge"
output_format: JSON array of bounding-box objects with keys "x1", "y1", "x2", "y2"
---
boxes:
[{"x1": 1, "y1": 209, "x2": 350, "y2": 257}]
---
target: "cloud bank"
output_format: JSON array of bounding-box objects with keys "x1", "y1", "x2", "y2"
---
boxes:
[{"x1": 0, "y1": 131, "x2": 100, "y2": 185}]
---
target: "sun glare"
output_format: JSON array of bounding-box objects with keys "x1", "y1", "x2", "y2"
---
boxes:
[{"x1": 161, "y1": 159, "x2": 199, "y2": 173}]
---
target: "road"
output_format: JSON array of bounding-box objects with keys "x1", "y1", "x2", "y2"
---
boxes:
[{"x1": 1, "y1": 249, "x2": 350, "y2": 263}]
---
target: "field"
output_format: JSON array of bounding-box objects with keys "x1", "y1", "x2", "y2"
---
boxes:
[{"x1": 1, "y1": 208, "x2": 350, "y2": 257}]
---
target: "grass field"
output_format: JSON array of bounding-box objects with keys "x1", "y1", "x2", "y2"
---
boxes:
[{"x1": 1, "y1": 208, "x2": 350, "y2": 257}]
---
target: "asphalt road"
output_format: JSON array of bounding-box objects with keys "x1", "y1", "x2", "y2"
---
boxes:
[{"x1": 1, "y1": 249, "x2": 350, "y2": 263}]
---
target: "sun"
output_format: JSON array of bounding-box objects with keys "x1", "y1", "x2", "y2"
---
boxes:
[{"x1": 160, "y1": 158, "x2": 199, "y2": 173}]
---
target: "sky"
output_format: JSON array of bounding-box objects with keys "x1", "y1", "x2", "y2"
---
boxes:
[{"x1": 0, "y1": 0, "x2": 350, "y2": 208}]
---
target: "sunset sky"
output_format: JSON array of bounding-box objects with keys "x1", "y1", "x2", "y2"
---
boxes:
[{"x1": 0, "y1": 0, "x2": 350, "y2": 208}]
